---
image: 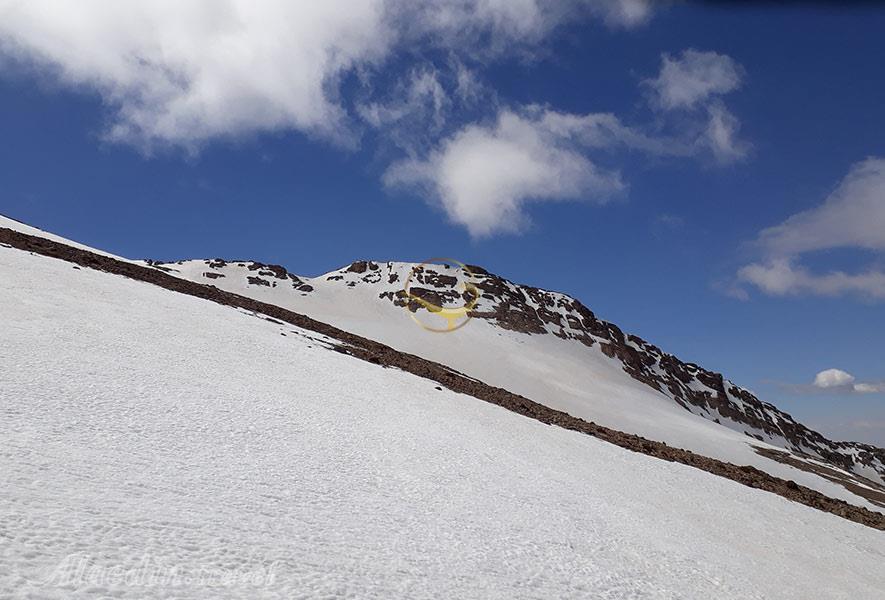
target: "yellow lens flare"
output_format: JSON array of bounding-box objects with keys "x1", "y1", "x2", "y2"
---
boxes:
[{"x1": 403, "y1": 258, "x2": 479, "y2": 333}]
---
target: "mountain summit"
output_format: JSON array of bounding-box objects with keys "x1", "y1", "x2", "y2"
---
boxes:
[{"x1": 142, "y1": 256, "x2": 885, "y2": 510}]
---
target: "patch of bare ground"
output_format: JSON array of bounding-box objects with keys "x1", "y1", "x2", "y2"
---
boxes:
[
  {"x1": 754, "y1": 446, "x2": 885, "y2": 510},
  {"x1": 2, "y1": 226, "x2": 883, "y2": 532}
]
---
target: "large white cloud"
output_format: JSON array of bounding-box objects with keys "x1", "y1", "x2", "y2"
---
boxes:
[
  {"x1": 737, "y1": 158, "x2": 885, "y2": 300},
  {"x1": 0, "y1": 1, "x2": 392, "y2": 149},
  {"x1": 0, "y1": 0, "x2": 651, "y2": 150},
  {"x1": 384, "y1": 96, "x2": 755, "y2": 237},
  {"x1": 383, "y1": 108, "x2": 632, "y2": 237}
]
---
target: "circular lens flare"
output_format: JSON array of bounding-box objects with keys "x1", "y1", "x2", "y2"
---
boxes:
[{"x1": 402, "y1": 258, "x2": 479, "y2": 333}]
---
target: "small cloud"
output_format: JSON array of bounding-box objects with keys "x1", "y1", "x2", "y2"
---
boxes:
[
  {"x1": 770, "y1": 369, "x2": 885, "y2": 395},
  {"x1": 643, "y1": 49, "x2": 749, "y2": 164},
  {"x1": 358, "y1": 68, "x2": 449, "y2": 130},
  {"x1": 598, "y1": 0, "x2": 654, "y2": 28},
  {"x1": 852, "y1": 383, "x2": 884, "y2": 394},
  {"x1": 357, "y1": 67, "x2": 452, "y2": 152},
  {"x1": 811, "y1": 369, "x2": 884, "y2": 394},
  {"x1": 453, "y1": 61, "x2": 486, "y2": 105},
  {"x1": 714, "y1": 281, "x2": 750, "y2": 301},
  {"x1": 656, "y1": 214, "x2": 685, "y2": 228},
  {"x1": 704, "y1": 103, "x2": 749, "y2": 163},
  {"x1": 813, "y1": 368, "x2": 855, "y2": 389},
  {"x1": 645, "y1": 49, "x2": 743, "y2": 111}
]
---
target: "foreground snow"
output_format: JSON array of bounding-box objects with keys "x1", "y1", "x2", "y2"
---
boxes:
[{"x1": 2, "y1": 242, "x2": 884, "y2": 598}]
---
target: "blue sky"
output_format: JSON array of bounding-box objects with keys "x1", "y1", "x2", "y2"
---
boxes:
[{"x1": 1, "y1": 1, "x2": 883, "y2": 444}]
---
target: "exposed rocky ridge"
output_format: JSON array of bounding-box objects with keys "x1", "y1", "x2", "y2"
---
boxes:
[
  {"x1": 3, "y1": 226, "x2": 884, "y2": 531},
  {"x1": 436, "y1": 262, "x2": 885, "y2": 484},
  {"x1": 288, "y1": 259, "x2": 885, "y2": 485},
  {"x1": 138, "y1": 256, "x2": 885, "y2": 486}
]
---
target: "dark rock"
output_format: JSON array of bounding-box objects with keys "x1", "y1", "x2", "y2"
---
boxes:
[
  {"x1": 347, "y1": 261, "x2": 369, "y2": 274},
  {"x1": 247, "y1": 276, "x2": 271, "y2": 287}
]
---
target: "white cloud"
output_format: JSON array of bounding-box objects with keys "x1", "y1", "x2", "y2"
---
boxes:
[
  {"x1": 4, "y1": 3, "x2": 762, "y2": 240},
  {"x1": 656, "y1": 214, "x2": 685, "y2": 228},
  {"x1": 409, "y1": 0, "x2": 652, "y2": 42},
  {"x1": 0, "y1": 1, "x2": 392, "y2": 150},
  {"x1": 454, "y1": 62, "x2": 485, "y2": 105},
  {"x1": 6, "y1": 3, "x2": 775, "y2": 242},
  {"x1": 645, "y1": 49, "x2": 748, "y2": 164},
  {"x1": 0, "y1": 0, "x2": 652, "y2": 151},
  {"x1": 384, "y1": 100, "x2": 756, "y2": 237},
  {"x1": 357, "y1": 67, "x2": 451, "y2": 152},
  {"x1": 756, "y1": 158, "x2": 885, "y2": 257},
  {"x1": 355, "y1": 60, "x2": 504, "y2": 156},
  {"x1": 738, "y1": 259, "x2": 885, "y2": 300},
  {"x1": 813, "y1": 368, "x2": 855, "y2": 389},
  {"x1": 590, "y1": 0, "x2": 653, "y2": 28},
  {"x1": 853, "y1": 383, "x2": 884, "y2": 394},
  {"x1": 812, "y1": 369, "x2": 883, "y2": 394},
  {"x1": 359, "y1": 69, "x2": 448, "y2": 129},
  {"x1": 383, "y1": 107, "x2": 629, "y2": 237},
  {"x1": 407, "y1": 0, "x2": 547, "y2": 43},
  {"x1": 737, "y1": 158, "x2": 885, "y2": 300},
  {"x1": 646, "y1": 49, "x2": 743, "y2": 111},
  {"x1": 376, "y1": 50, "x2": 754, "y2": 237},
  {"x1": 704, "y1": 103, "x2": 749, "y2": 163},
  {"x1": 536, "y1": 110, "x2": 684, "y2": 154}
]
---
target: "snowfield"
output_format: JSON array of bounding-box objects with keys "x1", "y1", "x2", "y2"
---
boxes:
[
  {"x1": 2, "y1": 241, "x2": 885, "y2": 598},
  {"x1": 155, "y1": 256, "x2": 885, "y2": 511}
]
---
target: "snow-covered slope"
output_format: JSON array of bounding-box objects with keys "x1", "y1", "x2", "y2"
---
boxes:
[
  {"x1": 0, "y1": 215, "x2": 126, "y2": 260},
  {"x1": 2, "y1": 232, "x2": 885, "y2": 598},
  {"x1": 146, "y1": 257, "x2": 885, "y2": 512}
]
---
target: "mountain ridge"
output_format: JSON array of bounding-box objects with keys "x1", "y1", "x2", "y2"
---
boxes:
[
  {"x1": 147, "y1": 255, "x2": 885, "y2": 490},
  {"x1": 2, "y1": 223, "x2": 885, "y2": 531},
  {"x1": 2, "y1": 212, "x2": 883, "y2": 512},
  {"x1": 5, "y1": 224, "x2": 885, "y2": 598}
]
